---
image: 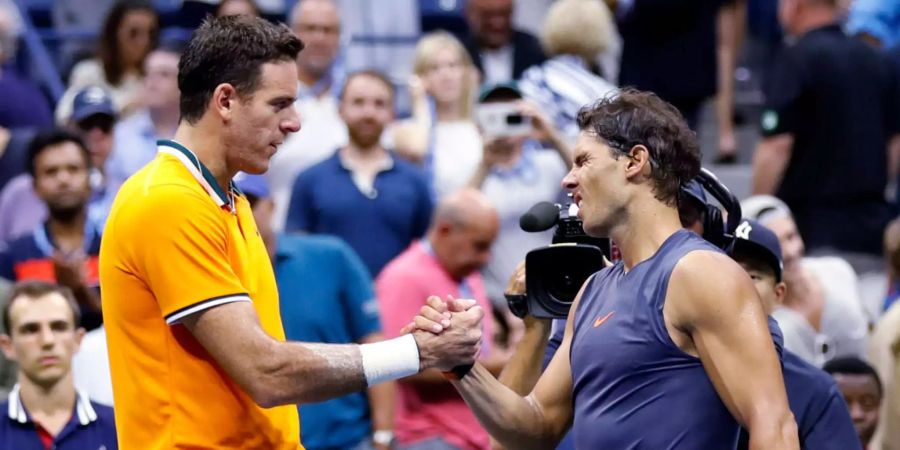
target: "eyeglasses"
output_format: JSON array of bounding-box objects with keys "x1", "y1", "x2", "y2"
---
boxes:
[{"x1": 77, "y1": 115, "x2": 115, "y2": 134}]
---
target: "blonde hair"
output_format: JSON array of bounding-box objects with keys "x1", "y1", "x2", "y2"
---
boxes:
[
  {"x1": 541, "y1": 0, "x2": 614, "y2": 61},
  {"x1": 412, "y1": 30, "x2": 476, "y2": 120}
]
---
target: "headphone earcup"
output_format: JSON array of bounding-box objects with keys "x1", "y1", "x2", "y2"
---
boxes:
[{"x1": 703, "y1": 205, "x2": 726, "y2": 249}]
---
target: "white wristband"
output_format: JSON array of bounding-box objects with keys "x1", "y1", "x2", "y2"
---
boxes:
[{"x1": 360, "y1": 334, "x2": 420, "y2": 386}]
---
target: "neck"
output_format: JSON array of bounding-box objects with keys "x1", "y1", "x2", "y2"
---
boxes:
[
  {"x1": 343, "y1": 141, "x2": 386, "y2": 161},
  {"x1": 18, "y1": 374, "x2": 77, "y2": 418},
  {"x1": 150, "y1": 105, "x2": 180, "y2": 139},
  {"x1": 297, "y1": 65, "x2": 327, "y2": 89},
  {"x1": 608, "y1": 198, "x2": 683, "y2": 271},
  {"x1": 794, "y1": 10, "x2": 837, "y2": 36},
  {"x1": 435, "y1": 100, "x2": 463, "y2": 122},
  {"x1": 49, "y1": 209, "x2": 87, "y2": 249},
  {"x1": 173, "y1": 121, "x2": 233, "y2": 191}
]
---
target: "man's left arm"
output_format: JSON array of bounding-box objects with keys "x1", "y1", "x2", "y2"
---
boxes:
[
  {"x1": 668, "y1": 251, "x2": 798, "y2": 450},
  {"x1": 752, "y1": 134, "x2": 794, "y2": 195}
]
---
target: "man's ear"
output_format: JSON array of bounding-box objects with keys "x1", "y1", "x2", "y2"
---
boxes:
[
  {"x1": 623, "y1": 144, "x2": 652, "y2": 180},
  {"x1": 212, "y1": 83, "x2": 238, "y2": 122},
  {"x1": 774, "y1": 281, "x2": 787, "y2": 305},
  {"x1": 0, "y1": 334, "x2": 16, "y2": 362}
]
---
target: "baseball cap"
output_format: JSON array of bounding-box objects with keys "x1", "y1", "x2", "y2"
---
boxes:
[
  {"x1": 740, "y1": 195, "x2": 792, "y2": 226},
  {"x1": 478, "y1": 81, "x2": 523, "y2": 102},
  {"x1": 729, "y1": 218, "x2": 784, "y2": 282},
  {"x1": 233, "y1": 172, "x2": 270, "y2": 199},
  {"x1": 71, "y1": 86, "x2": 117, "y2": 122}
]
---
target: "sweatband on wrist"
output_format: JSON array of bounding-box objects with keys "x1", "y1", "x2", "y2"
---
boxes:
[{"x1": 360, "y1": 334, "x2": 420, "y2": 386}]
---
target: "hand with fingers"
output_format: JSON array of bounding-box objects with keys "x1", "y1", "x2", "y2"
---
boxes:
[{"x1": 403, "y1": 296, "x2": 484, "y2": 373}]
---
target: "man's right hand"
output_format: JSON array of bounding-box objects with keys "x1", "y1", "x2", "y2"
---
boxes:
[{"x1": 409, "y1": 296, "x2": 484, "y2": 372}]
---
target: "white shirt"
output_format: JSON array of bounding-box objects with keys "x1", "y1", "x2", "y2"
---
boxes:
[
  {"x1": 72, "y1": 325, "x2": 113, "y2": 406},
  {"x1": 430, "y1": 120, "x2": 483, "y2": 199},
  {"x1": 267, "y1": 85, "x2": 347, "y2": 232},
  {"x1": 481, "y1": 45, "x2": 515, "y2": 84},
  {"x1": 481, "y1": 148, "x2": 568, "y2": 306}
]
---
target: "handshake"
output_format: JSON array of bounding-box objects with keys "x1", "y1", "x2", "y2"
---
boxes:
[{"x1": 402, "y1": 296, "x2": 486, "y2": 374}]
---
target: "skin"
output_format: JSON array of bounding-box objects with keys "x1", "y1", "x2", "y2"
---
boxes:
[
  {"x1": 217, "y1": 0, "x2": 259, "y2": 17},
  {"x1": 170, "y1": 56, "x2": 485, "y2": 409},
  {"x1": 291, "y1": 0, "x2": 341, "y2": 85},
  {"x1": 142, "y1": 50, "x2": 180, "y2": 111},
  {"x1": 466, "y1": 0, "x2": 514, "y2": 50},
  {"x1": 832, "y1": 373, "x2": 881, "y2": 446},
  {"x1": 417, "y1": 131, "x2": 799, "y2": 449},
  {"x1": 0, "y1": 293, "x2": 86, "y2": 436},
  {"x1": 340, "y1": 74, "x2": 394, "y2": 151},
  {"x1": 117, "y1": 10, "x2": 158, "y2": 71},
  {"x1": 73, "y1": 114, "x2": 115, "y2": 171}
]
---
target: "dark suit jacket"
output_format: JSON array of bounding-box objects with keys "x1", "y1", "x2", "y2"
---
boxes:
[{"x1": 461, "y1": 30, "x2": 547, "y2": 81}]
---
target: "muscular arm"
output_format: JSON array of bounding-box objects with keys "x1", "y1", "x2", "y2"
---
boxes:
[
  {"x1": 752, "y1": 134, "x2": 793, "y2": 195},
  {"x1": 667, "y1": 251, "x2": 798, "y2": 450},
  {"x1": 497, "y1": 317, "x2": 552, "y2": 395}
]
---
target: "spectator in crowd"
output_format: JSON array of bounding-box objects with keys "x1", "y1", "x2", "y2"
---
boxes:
[
  {"x1": 0, "y1": 3, "x2": 53, "y2": 129},
  {"x1": 0, "y1": 127, "x2": 38, "y2": 193},
  {"x1": 0, "y1": 87, "x2": 120, "y2": 244},
  {"x1": 467, "y1": 82, "x2": 571, "y2": 314},
  {"x1": 461, "y1": 0, "x2": 546, "y2": 84},
  {"x1": 742, "y1": 195, "x2": 869, "y2": 366},
  {"x1": 268, "y1": 0, "x2": 346, "y2": 231},
  {"x1": 238, "y1": 173, "x2": 395, "y2": 450},
  {"x1": 390, "y1": 31, "x2": 483, "y2": 200},
  {"x1": 616, "y1": 0, "x2": 726, "y2": 131},
  {"x1": 286, "y1": 71, "x2": 433, "y2": 277},
  {"x1": 376, "y1": 189, "x2": 506, "y2": 450},
  {"x1": 824, "y1": 357, "x2": 883, "y2": 450},
  {"x1": 0, "y1": 131, "x2": 103, "y2": 331},
  {"x1": 55, "y1": 0, "x2": 159, "y2": 124},
  {"x1": 108, "y1": 40, "x2": 182, "y2": 186},
  {"x1": 0, "y1": 281, "x2": 117, "y2": 449},
  {"x1": 52, "y1": 0, "x2": 117, "y2": 72},
  {"x1": 752, "y1": 0, "x2": 900, "y2": 265},
  {"x1": 884, "y1": 218, "x2": 900, "y2": 311},
  {"x1": 869, "y1": 222, "x2": 900, "y2": 450},
  {"x1": 518, "y1": 0, "x2": 617, "y2": 144},
  {"x1": 215, "y1": 0, "x2": 261, "y2": 17},
  {"x1": 730, "y1": 219, "x2": 860, "y2": 450}
]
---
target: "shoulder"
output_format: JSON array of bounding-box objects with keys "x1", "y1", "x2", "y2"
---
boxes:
[
  {"x1": 279, "y1": 234, "x2": 349, "y2": 259},
  {"x1": 668, "y1": 248, "x2": 755, "y2": 321},
  {"x1": 375, "y1": 245, "x2": 422, "y2": 282},
  {"x1": 784, "y1": 351, "x2": 835, "y2": 393},
  {"x1": 295, "y1": 155, "x2": 339, "y2": 182},
  {"x1": 513, "y1": 29, "x2": 542, "y2": 48},
  {"x1": 802, "y1": 256, "x2": 857, "y2": 282}
]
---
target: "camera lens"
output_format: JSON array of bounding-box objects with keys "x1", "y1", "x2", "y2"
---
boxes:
[{"x1": 506, "y1": 114, "x2": 523, "y2": 125}]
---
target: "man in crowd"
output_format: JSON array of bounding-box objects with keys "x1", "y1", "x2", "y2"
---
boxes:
[
  {"x1": 377, "y1": 189, "x2": 506, "y2": 450},
  {"x1": 286, "y1": 70, "x2": 433, "y2": 277},
  {"x1": 0, "y1": 281, "x2": 116, "y2": 448},
  {"x1": 461, "y1": 0, "x2": 546, "y2": 83},
  {"x1": 824, "y1": 357, "x2": 883, "y2": 449},
  {"x1": 0, "y1": 130, "x2": 103, "y2": 331}
]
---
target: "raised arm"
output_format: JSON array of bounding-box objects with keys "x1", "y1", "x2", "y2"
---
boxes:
[{"x1": 667, "y1": 251, "x2": 798, "y2": 450}]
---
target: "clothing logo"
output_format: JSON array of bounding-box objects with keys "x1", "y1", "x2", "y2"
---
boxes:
[
  {"x1": 735, "y1": 221, "x2": 753, "y2": 240},
  {"x1": 761, "y1": 110, "x2": 779, "y2": 132},
  {"x1": 593, "y1": 311, "x2": 615, "y2": 328}
]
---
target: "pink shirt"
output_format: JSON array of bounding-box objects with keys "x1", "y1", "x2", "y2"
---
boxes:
[{"x1": 376, "y1": 241, "x2": 495, "y2": 450}]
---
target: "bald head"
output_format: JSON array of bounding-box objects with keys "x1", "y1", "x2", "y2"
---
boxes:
[
  {"x1": 290, "y1": 0, "x2": 340, "y2": 79},
  {"x1": 430, "y1": 189, "x2": 499, "y2": 280}
]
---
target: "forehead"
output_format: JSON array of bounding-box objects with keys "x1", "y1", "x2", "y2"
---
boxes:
[
  {"x1": 297, "y1": 0, "x2": 339, "y2": 25},
  {"x1": 834, "y1": 373, "x2": 880, "y2": 394},
  {"x1": 146, "y1": 50, "x2": 179, "y2": 67},
  {"x1": 36, "y1": 142, "x2": 87, "y2": 167},
  {"x1": 8, "y1": 293, "x2": 74, "y2": 326},
  {"x1": 256, "y1": 61, "x2": 299, "y2": 95},
  {"x1": 344, "y1": 75, "x2": 392, "y2": 99}
]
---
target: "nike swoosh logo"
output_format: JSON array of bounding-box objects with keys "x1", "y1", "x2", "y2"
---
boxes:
[{"x1": 594, "y1": 311, "x2": 615, "y2": 328}]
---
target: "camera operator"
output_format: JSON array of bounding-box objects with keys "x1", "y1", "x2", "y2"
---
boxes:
[{"x1": 467, "y1": 82, "x2": 572, "y2": 335}]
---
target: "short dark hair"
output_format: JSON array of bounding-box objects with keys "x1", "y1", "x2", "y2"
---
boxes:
[
  {"x1": 2, "y1": 281, "x2": 81, "y2": 334},
  {"x1": 99, "y1": 0, "x2": 160, "y2": 86},
  {"x1": 339, "y1": 70, "x2": 396, "y2": 102},
  {"x1": 26, "y1": 129, "x2": 91, "y2": 177},
  {"x1": 178, "y1": 15, "x2": 304, "y2": 124},
  {"x1": 823, "y1": 356, "x2": 883, "y2": 397},
  {"x1": 577, "y1": 88, "x2": 701, "y2": 206}
]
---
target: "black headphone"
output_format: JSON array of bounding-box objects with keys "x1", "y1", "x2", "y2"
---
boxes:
[{"x1": 687, "y1": 168, "x2": 742, "y2": 251}]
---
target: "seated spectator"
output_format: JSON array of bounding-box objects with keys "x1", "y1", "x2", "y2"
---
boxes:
[
  {"x1": 0, "y1": 281, "x2": 117, "y2": 448},
  {"x1": 238, "y1": 173, "x2": 395, "y2": 450},
  {"x1": 285, "y1": 71, "x2": 433, "y2": 277},
  {"x1": 55, "y1": 0, "x2": 159, "y2": 124},
  {"x1": 108, "y1": 40, "x2": 182, "y2": 186},
  {"x1": 742, "y1": 195, "x2": 869, "y2": 366},
  {"x1": 467, "y1": 83, "x2": 571, "y2": 314},
  {"x1": 824, "y1": 357, "x2": 883, "y2": 450},
  {"x1": 376, "y1": 189, "x2": 506, "y2": 450},
  {"x1": 730, "y1": 219, "x2": 860, "y2": 450},
  {"x1": 0, "y1": 131, "x2": 103, "y2": 331},
  {"x1": 390, "y1": 31, "x2": 483, "y2": 200},
  {"x1": 268, "y1": 0, "x2": 346, "y2": 231},
  {"x1": 0, "y1": 3, "x2": 53, "y2": 129},
  {"x1": 0, "y1": 87, "x2": 121, "y2": 244},
  {"x1": 0, "y1": 127, "x2": 38, "y2": 192},
  {"x1": 519, "y1": 0, "x2": 617, "y2": 143},
  {"x1": 460, "y1": 0, "x2": 546, "y2": 84},
  {"x1": 215, "y1": 0, "x2": 261, "y2": 17}
]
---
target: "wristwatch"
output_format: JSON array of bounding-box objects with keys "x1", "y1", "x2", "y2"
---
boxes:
[{"x1": 373, "y1": 430, "x2": 395, "y2": 446}]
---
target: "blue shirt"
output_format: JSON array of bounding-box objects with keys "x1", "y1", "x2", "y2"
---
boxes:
[
  {"x1": 0, "y1": 384, "x2": 117, "y2": 450},
  {"x1": 285, "y1": 152, "x2": 433, "y2": 276},
  {"x1": 570, "y1": 230, "x2": 739, "y2": 449},
  {"x1": 108, "y1": 109, "x2": 160, "y2": 186},
  {"x1": 274, "y1": 234, "x2": 381, "y2": 450}
]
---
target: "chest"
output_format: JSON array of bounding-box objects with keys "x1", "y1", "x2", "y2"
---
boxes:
[{"x1": 310, "y1": 172, "x2": 421, "y2": 225}]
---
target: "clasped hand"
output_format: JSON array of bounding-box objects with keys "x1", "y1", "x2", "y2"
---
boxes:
[{"x1": 403, "y1": 296, "x2": 484, "y2": 372}]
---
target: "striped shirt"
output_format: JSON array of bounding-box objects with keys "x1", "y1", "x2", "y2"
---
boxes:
[{"x1": 519, "y1": 55, "x2": 617, "y2": 143}]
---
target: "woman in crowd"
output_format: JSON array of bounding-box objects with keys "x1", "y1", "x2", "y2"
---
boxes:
[
  {"x1": 390, "y1": 31, "x2": 483, "y2": 200},
  {"x1": 55, "y1": 0, "x2": 159, "y2": 123}
]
